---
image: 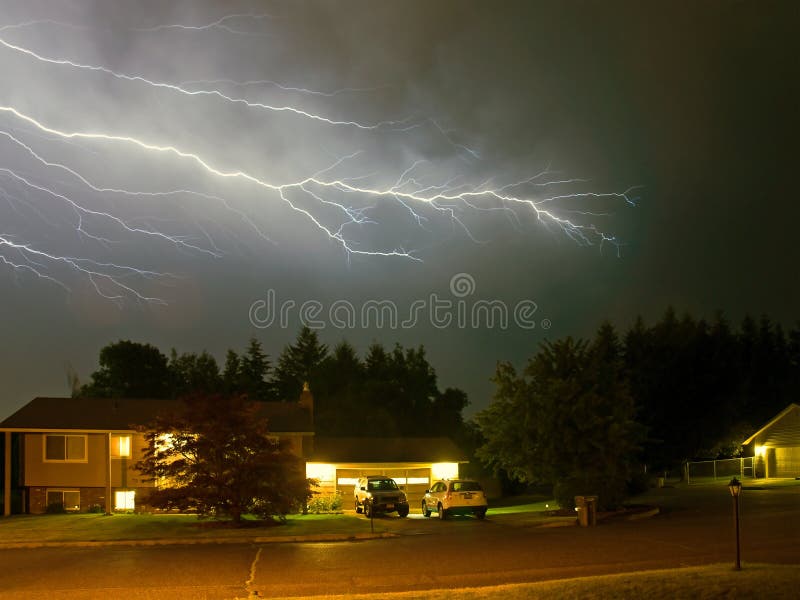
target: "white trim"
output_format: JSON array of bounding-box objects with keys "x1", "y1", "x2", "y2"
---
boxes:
[{"x1": 46, "y1": 488, "x2": 81, "y2": 511}]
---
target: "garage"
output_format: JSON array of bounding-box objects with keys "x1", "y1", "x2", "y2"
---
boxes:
[
  {"x1": 744, "y1": 403, "x2": 800, "y2": 479},
  {"x1": 306, "y1": 436, "x2": 467, "y2": 511},
  {"x1": 334, "y1": 466, "x2": 431, "y2": 508}
]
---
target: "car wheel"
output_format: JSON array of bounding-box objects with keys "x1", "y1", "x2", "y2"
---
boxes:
[
  {"x1": 398, "y1": 506, "x2": 409, "y2": 518},
  {"x1": 421, "y1": 501, "x2": 431, "y2": 518},
  {"x1": 355, "y1": 499, "x2": 362, "y2": 514},
  {"x1": 438, "y1": 503, "x2": 447, "y2": 520},
  {"x1": 476, "y1": 509, "x2": 486, "y2": 519}
]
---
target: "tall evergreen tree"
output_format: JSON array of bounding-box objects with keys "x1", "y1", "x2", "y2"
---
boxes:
[
  {"x1": 272, "y1": 327, "x2": 328, "y2": 401},
  {"x1": 222, "y1": 350, "x2": 241, "y2": 395},
  {"x1": 239, "y1": 338, "x2": 273, "y2": 401},
  {"x1": 169, "y1": 350, "x2": 222, "y2": 396}
]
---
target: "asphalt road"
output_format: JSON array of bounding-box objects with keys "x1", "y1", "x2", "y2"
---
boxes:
[{"x1": 0, "y1": 484, "x2": 797, "y2": 599}]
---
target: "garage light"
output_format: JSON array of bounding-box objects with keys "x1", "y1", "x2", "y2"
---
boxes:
[
  {"x1": 306, "y1": 463, "x2": 336, "y2": 483},
  {"x1": 431, "y1": 462, "x2": 458, "y2": 480}
]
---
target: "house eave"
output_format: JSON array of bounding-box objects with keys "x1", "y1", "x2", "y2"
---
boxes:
[{"x1": 742, "y1": 403, "x2": 800, "y2": 446}]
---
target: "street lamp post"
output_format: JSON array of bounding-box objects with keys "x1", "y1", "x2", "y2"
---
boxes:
[{"x1": 728, "y1": 477, "x2": 742, "y2": 571}]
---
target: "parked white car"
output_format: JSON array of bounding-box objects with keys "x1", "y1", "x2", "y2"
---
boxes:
[{"x1": 422, "y1": 479, "x2": 488, "y2": 519}]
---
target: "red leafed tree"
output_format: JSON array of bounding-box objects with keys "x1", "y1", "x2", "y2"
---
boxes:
[{"x1": 137, "y1": 393, "x2": 313, "y2": 523}]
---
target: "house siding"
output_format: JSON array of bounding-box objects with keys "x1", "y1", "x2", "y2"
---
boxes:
[
  {"x1": 28, "y1": 486, "x2": 153, "y2": 514},
  {"x1": 24, "y1": 432, "x2": 153, "y2": 493},
  {"x1": 774, "y1": 447, "x2": 800, "y2": 478}
]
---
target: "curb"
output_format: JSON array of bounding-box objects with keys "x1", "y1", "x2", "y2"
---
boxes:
[
  {"x1": 0, "y1": 531, "x2": 397, "y2": 550},
  {"x1": 537, "y1": 519, "x2": 577, "y2": 528},
  {"x1": 626, "y1": 507, "x2": 660, "y2": 520}
]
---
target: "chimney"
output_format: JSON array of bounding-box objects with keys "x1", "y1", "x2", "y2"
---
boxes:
[{"x1": 298, "y1": 381, "x2": 314, "y2": 420}]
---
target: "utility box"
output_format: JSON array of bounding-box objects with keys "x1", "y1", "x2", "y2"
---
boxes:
[{"x1": 575, "y1": 495, "x2": 598, "y2": 527}]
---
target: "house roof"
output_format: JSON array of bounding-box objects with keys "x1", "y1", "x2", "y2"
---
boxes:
[
  {"x1": 310, "y1": 436, "x2": 467, "y2": 463},
  {"x1": 0, "y1": 397, "x2": 313, "y2": 433},
  {"x1": 742, "y1": 403, "x2": 800, "y2": 447}
]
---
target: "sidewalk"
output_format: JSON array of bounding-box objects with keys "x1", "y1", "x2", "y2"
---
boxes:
[{"x1": 0, "y1": 530, "x2": 397, "y2": 550}]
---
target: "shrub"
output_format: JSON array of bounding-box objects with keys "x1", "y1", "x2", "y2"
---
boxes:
[
  {"x1": 45, "y1": 502, "x2": 66, "y2": 514},
  {"x1": 306, "y1": 492, "x2": 343, "y2": 514},
  {"x1": 87, "y1": 504, "x2": 104, "y2": 513}
]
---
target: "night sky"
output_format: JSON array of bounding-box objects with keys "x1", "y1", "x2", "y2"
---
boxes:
[{"x1": 1, "y1": 1, "x2": 798, "y2": 420}]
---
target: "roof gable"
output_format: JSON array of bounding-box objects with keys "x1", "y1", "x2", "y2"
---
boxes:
[{"x1": 743, "y1": 403, "x2": 800, "y2": 447}]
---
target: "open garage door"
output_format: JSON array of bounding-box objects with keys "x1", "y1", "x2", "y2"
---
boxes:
[
  {"x1": 385, "y1": 468, "x2": 431, "y2": 509},
  {"x1": 336, "y1": 468, "x2": 365, "y2": 508},
  {"x1": 336, "y1": 467, "x2": 431, "y2": 512}
]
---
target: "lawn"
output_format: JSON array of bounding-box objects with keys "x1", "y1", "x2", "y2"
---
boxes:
[
  {"x1": 0, "y1": 493, "x2": 569, "y2": 544},
  {"x1": 488, "y1": 500, "x2": 557, "y2": 515},
  {"x1": 300, "y1": 563, "x2": 800, "y2": 599},
  {"x1": 0, "y1": 512, "x2": 378, "y2": 544}
]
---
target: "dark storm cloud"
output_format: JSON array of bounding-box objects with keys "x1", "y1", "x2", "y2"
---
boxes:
[{"x1": 1, "y1": 1, "x2": 798, "y2": 419}]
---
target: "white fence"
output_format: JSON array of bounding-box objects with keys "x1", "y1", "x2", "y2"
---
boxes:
[{"x1": 685, "y1": 457, "x2": 754, "y2": 484}]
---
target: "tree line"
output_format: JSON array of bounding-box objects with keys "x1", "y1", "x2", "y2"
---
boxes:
[
  {"x1": 76, "y1": 327, "x2": 469, "y2": 439},
  {"x1": 75, "y1": 307, "x2": 799, "y2": 510},
  {"x1": 473, "y1": 308, "x2": 800, "y2": 508}
]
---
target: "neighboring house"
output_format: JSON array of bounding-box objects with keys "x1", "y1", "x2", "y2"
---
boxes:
[
  {"x1": 306, "y1": 436, "x2": 468, "y2": 509},
  {"x1": 743, "y1": 403, "x2": 800, "y2": 479},
  {"x1": 0, "y1": 396, "x2": 312, "y2": 515},
  {"x1": 1, "y1": 386, "x2": 467, "y2": 515}
]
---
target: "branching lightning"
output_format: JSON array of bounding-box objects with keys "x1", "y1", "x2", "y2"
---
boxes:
[
  {"x1": 0, "y1": 11, "x2": 637, "y2": 305},
  {"x1": 0, "y1": 35, "x2": 411, "y2": 131}
]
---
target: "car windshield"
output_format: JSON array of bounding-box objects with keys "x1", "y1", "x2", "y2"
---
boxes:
[
  {"x1": 451, "y1": 481, "x2": 482, "y2": 492},
  {"x1": 368, "y1": 479, "x2": 398, "y2": 491}
]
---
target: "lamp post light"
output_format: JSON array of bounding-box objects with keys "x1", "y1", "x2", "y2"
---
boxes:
[{"x1": 728, "y1": 477, "x2": 742, "y2": 571}]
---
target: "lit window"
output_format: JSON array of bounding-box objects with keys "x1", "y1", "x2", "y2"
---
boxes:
[
  {"x1": 111, "y1": 435, "x2": 132, "y2": 458},
  {"x1": 44, "y1": 435, "x2": 87, "y2": 462},
  {"x1": 115, "y1": 490, "x2": 135, "y2": 511},
  {"x1": 47, "y1": 489, "x2": 80, "y2": 511}
]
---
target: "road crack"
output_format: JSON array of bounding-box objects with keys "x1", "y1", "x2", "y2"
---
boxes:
[{"x1": 244, "y1": 546, "x2": 263, "y2": 598}]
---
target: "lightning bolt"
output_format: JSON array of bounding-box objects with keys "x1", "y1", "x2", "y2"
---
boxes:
[
  {"x1": 133, "y1": 13, "x2": 274, "y2": 36},
  {"x1": 0, "y1": 12, "x2": 636, "y2": 305},
  {"x1": 0, "y1": 35, "x2": 412, "y2": 131}
]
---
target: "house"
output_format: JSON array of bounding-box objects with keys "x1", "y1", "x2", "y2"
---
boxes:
[
  {"x1": 1, "y1": 387, "x2": 466, "y2": 515},
  {"x1": 743, "y1": 403, "x2": 800, "y2": 479},
  {"x1": 0, "y1": 396, "x2": 312, "y2": 515}
]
